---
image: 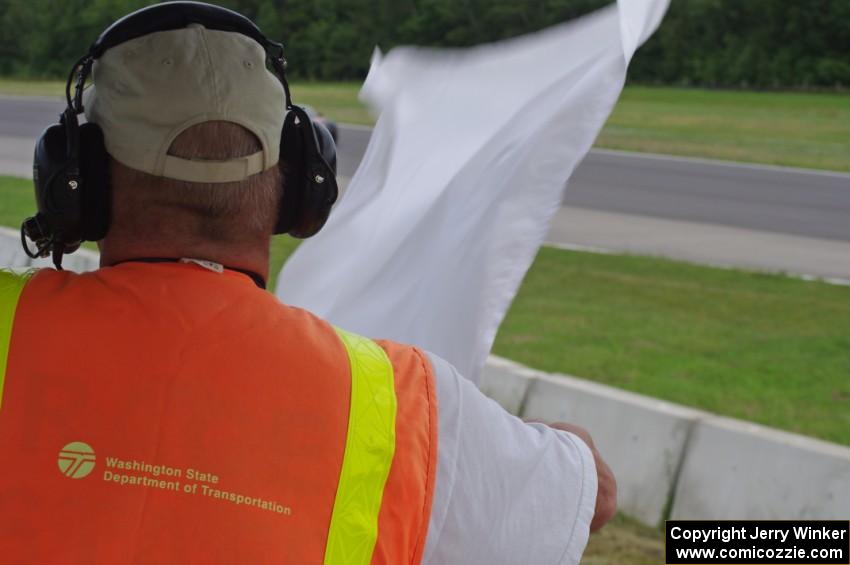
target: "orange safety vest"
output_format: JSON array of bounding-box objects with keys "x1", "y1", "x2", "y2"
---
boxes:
[{"x1": 0, "y1": 262, "x2": 437, "y2": 564}]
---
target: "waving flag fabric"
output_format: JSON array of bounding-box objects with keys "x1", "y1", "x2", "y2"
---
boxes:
[{"x1": 277, "y1": 0, "x2": 669, "y2": 383}]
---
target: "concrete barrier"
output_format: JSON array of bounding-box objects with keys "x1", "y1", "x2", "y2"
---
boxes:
[
  {"x1": 671, "y1": 415, "x2": 850, "y2": 520},
  {"x1": 481, "y1": 356, "x2": 850, "y2": 526},
  {"x1": 480, "y1": 356, "x2": 535, "y2": 414}
]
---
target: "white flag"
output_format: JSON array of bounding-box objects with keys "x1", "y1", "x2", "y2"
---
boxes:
[{"x1": 277, "y1": 0, "x2": 669, "y2": 383}]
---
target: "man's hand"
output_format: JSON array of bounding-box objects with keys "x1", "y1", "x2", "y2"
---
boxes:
[{"x1": 540, "y1": 421, "x2": 617, "y2": 532}]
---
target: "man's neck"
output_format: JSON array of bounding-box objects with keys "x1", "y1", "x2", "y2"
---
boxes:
[{"x1": 98, "y1": 237, "x2": 271, "y2": 283}]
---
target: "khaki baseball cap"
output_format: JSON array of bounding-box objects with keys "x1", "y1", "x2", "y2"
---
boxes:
[{"x1": 84, "y1": 24, "x2": 286, "y2": 183}]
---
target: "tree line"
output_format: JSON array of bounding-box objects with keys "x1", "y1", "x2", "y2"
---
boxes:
[{"x1": 1, "y1": 0, "x2": 847, "y2": 89}]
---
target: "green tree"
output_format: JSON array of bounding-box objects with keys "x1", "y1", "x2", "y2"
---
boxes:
[{"x1": 0, "y1": 0, "x2": 847, "y2": 87}]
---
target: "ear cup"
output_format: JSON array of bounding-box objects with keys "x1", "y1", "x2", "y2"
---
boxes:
[
  {"x1": 32, "y1": 123, "x2": 84, "y2": 248},
  {"x1": 274, "y1": 110, "x2": 305, "y2": 235},
  {"x1": 274, "y1": 106, "x2": 339, "y2": 238},
  {"x1": 312, "y1": 119, "x2": 337, "y2": 174},
  {"x1": 293, "y1": 120, "x2": 338, "y2": 237},
  {"x1": 78, "y1": 122, "x2": 110, "y2": 241}
]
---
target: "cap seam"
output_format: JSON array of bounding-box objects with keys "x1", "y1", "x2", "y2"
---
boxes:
[{"x1": 197, "y1": 26, "x2": 222, "y2": 113}]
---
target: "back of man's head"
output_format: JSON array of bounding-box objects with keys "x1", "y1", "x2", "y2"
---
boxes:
[
  {"x1": 108, "y1": 121, "x2": 281, "y2": 248},
  {"x1": 85, "y1": 25, "x2": 288, "y2": 266}
]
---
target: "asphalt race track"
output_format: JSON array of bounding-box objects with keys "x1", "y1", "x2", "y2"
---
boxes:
[
  {"x1": 336, "y1": 124, "x2": 850, "y2": 241},
  {"x1": 3, "y1": 95, "x2": 849, "y2": 280}
]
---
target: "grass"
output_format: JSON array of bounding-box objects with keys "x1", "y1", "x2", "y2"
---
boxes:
[
  {"x1": 295, "y1": 83, "x2": 850, "y2": 173},
  {"x1": 0, "y1": 78, "x2": 66, "y2": 98},
  {"x1": 598, "y1": 86, "x2": 850, "y2": 172},
  {"x1": 289, "y1": 83, "x2": 850, "y2": 172},
  {"x1": 582, "y1": 514, "x2": 664, "y2": 565},
  {"x1": 2, "y1": 78, "x2": 848, "y2": 172},
  {"x1": 0, "y1": 176, "x2": 32, "y2": 225},
  {"x1": 494, "y1": 247, "x2": 850, "y2": 445},
  {"x1": 292, "y1": 82, "x2": 373, "y2": 125},
  {"x1": 4, "y1": 174, "x2": 849, "y2": 446}
]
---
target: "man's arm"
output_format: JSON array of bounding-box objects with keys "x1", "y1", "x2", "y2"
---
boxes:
[
  {"x1": 547, "y1": 422, "x2": 617, "y2": 532},
  {"x1": 423, "y1": 352, "x2": 616, "y2": 565}
]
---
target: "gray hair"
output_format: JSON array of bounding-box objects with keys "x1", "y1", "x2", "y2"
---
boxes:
[{"x1": 109, "y1": 121, "x2": 281, "y2": 244}]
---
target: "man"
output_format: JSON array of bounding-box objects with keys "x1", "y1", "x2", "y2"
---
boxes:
[{"x1": 0, "y1": 4, "x2": 615, "y2": 564}]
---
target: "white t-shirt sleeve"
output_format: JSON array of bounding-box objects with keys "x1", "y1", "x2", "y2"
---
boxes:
[{"x1": 422, "y1": 353, "x2": 597, "y2": 565}]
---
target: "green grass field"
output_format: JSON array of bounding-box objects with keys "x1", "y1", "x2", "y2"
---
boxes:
[
  {"x1": 2, "y1": 78, "x2": 847, "y2": 172},
  {"x1": 0, "y1": 78, "x2": 66, "y2": 98},
  {"x1": 4, "y1": 174, "x2": 849, "y2": 446},
  {"x1": 582, "y1": 514, "x2": 664, "y2": 565},
  {"x1": 495, "y1": 247, "x2": 850, "y2": 445},
  {"x1": 599, "y1": 87, "x2": 850, "y2": 172}
]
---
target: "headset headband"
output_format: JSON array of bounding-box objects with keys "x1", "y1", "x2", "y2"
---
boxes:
[
  {"x1": 90, "y1": 1, "x2": 280, "y2": 58},
  {"x1": 68, "y1": 1, "x2": 290, "y2": 114}
]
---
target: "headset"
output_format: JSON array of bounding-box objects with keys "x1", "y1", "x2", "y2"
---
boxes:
[{"x1": 22, "y1": 1, "x2": 339, "y2": 269}]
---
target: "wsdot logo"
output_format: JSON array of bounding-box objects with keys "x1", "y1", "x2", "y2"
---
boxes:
[{"x1": 58, "y1": 441, "x2": 96, "y2": 479}]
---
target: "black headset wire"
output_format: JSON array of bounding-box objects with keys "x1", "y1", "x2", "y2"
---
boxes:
[
  {"x1": 65, "y1": 54, "x2": 92, "y2": 112},
  {"x1": 20, "y1": 219, "x2": 52, "y2": 259},
  {"x1": 263, "y1": 38, "x2": 292, "y2": 110}
]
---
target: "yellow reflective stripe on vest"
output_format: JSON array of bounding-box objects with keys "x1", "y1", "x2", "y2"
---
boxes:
[
  {"x1": 0, "y1": 270, "x2": 30, "y2": 411},
  {"x1": 325, "y1": 327, "x2": 397, "y2": 565}
]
